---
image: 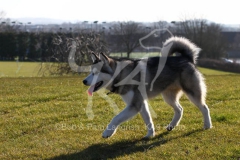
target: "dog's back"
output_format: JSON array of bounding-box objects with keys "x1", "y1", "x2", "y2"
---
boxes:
[
  {"x1": 84, "y1": 36, "x2": 212, "y2": 138},
  {"x1": 137, "y1": 37, "x2": 204, "y2": 99}
]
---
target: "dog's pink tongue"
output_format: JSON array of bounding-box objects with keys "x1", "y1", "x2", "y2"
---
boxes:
[{"x1": 87, "y1": 85, "x2": 95, "y2": 96}]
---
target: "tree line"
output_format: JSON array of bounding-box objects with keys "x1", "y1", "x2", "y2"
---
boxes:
[
  {"x1": 0, "y1": 32, "x2": 54, "y2": 61},
  {"x1": 172, "y1": 19, "x2": 228, "y2": 59},
  {"x1": 0, "y1": 18, "x2": 229, "y2": 62}
]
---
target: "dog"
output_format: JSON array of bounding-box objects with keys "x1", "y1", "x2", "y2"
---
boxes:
[{"x1": 83, "y1": 36, "x2": 212, "y2": 138}]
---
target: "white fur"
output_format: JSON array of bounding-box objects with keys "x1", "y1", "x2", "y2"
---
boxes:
[
  {"x1": 84, "y1": 43, "x2": 213, "y2": 139},
  {"x1": 102, "y1": 91, "x2": 140, "y2": 138},
  {"x1": 84, "y1": 71, "x2": 112, "y2": 90},
  {"x1": 140, "y1": 101, "x2": 155, "y2": 138},
  {"x1": 162, "y1": 91, "x2": 183, "y2": 130},
  {"x1": 185, "y1": 93, "x2": 212, "y2": 129}
]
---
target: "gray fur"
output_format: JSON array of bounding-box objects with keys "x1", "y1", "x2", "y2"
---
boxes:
[
  {"x1": 83, "y1": 36, "x2": 212, "y2": 138},
  {"x1": 164, "y1": 36, "x2": 201, "y2": 64}
]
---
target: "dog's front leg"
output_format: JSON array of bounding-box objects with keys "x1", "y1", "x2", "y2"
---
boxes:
[
  {"x1": 102, "y1": 91, "x2": 141, "y2": 138},
  {"x1": 140, "y1": 101, "x2": 155, "y2": 138},
  {"x1": 102, "y1": 105, "x2": 140, "y2": 138}
]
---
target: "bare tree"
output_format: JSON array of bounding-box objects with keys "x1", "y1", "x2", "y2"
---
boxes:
[
  {"x1": 0, "y1": 18, "x2": 20, "y2": 32},
  {"x1": 154, "y1": 20, "x2": 168, "y2": 30},
  {"x1": 153, "y1": 20, "x2": 172, "y2": 48},
  {"x1": 201, "y1": 23, "x2": 227, "y2": 59},
  {"x1": 38, "y1": 31, "x2": 108, "y2": 76},
  {"x1": 174, "y1": 17, "x2": 227, "y2": 59},
  {"x1": 112, "y1": 21, "x2": 144, "y2": 58},
  {"x1": 175, "y1": 18, "x2": 207, "y2": 46}
]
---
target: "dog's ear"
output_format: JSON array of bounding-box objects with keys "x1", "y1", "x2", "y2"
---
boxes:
[
  {"x1": 90, "y1": 52, "x2": 99, "y2": 63},
  {"x1": 99, "y1": 52, "x2": 110, "y2": 64}
]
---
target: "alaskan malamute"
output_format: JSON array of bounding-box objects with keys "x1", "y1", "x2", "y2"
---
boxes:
[{"x1": 83, "y1": 36, "x2": 212, "y2": 138}]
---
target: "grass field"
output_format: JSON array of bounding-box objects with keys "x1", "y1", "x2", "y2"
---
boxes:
[
  {"x1": 0, "y1": 59, "x2": 236, "y2": 78},
  {"x1": 0, "y1": 62, "x2": 240, "y2": 159},
  {"x1": 0, "y1": 62, "x2": 42, "y2": 77}
]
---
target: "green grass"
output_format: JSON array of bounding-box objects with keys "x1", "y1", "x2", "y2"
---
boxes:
[
  {"x1": 0, "y1": 71, "x2": 240, "y2": 159},
  {"x1": 0, "y1": 60, "x2": 237, "y2": 78},
  {"x1": 198, "y1": 67, "x2": 237, "y2": 76},
  {"x1": 0, "y1": 62, "x2": 43, "y2": 77},
  {"x1": 0, "y1": 61, "x2": 239, "y2": 159}
]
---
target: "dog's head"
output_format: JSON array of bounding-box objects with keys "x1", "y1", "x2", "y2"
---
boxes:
[{"x1": 83, "y1": 52, "x2": 114, "y2": 96}]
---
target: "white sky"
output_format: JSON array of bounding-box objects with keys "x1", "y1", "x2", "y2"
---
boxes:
[{"x1": 0, "y1": 0, "x2": 239, "y2": 24}]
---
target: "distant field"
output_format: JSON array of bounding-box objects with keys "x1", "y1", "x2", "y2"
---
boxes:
[
  {"x1": 0, "y1": 59, "x2": 237, "y2": 78},
  {"x1": 0, "y1": 62, "x2": 42, "y2": 77},
  {"x1": 198, "y1": 67, "x2": 237, "y2": 76}
]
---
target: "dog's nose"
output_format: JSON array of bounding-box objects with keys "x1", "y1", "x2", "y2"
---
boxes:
[{"x1": 83, "y1": 80, "x2": 87, "y2": 85}]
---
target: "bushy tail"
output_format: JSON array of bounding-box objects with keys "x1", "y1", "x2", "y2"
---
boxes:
[{"x1": 162, "y1": 36, "x2": 201, "y2": 64}]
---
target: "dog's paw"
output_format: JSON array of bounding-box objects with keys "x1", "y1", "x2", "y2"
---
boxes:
[
  {"x1": 142, "y1": 134, "x2": 154, "y2": 140},
  {"x1": 166, "y1": 125, "x2": 174, "y2": 131},
  {"x1": 143, "y1": 130, "x2": 155, "y2": 139},
  {"x1": 203, "y1": 124, "x2": 213, "y2": 130},
  {"x1": 102, "y1": 128, "x2": 116, "y2": 138}
]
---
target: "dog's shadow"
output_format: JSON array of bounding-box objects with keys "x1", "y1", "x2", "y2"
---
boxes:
[{"x1": 49, "y1": 129, "x2": 202, "y2": 160}]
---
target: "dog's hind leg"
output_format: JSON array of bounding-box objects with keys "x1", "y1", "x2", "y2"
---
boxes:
[
  {"x1": 185, "y1": 92, "x2": 212, "y2": 129},
  {"x1": 140, "y1": 100, "x2": 155, "y2": 138},
  {"x1": 162, "y1": 89, "x2": 183, "y2": 131},
  {"x1": 180, "y1": 70, "x2": 212, "y2": 129}
]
